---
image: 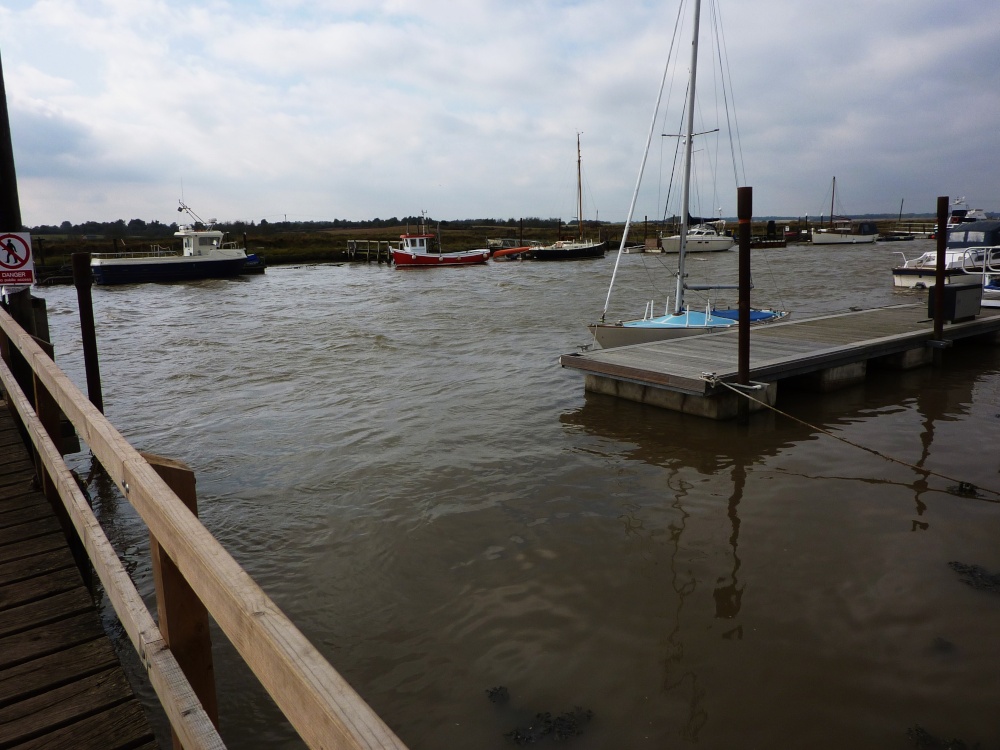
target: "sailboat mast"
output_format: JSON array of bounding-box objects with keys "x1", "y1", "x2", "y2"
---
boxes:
[
  {"x1": 577, "y1": 132, "x2": 584, "y2": 242},
  {"x1": 829, "y1": 176, "x2": 836, "y2": 227},
  {"x1": 674, "y1": 0, "x2": 702, "y2": 315}
]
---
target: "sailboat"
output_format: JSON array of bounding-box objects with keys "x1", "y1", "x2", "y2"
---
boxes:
[
  {"x1": 809, "y1": 177, "x2": 878, "y2": 244},
  {"x1": 587, "y1": 0, "x2": 787, "y2": 348},
  {"x1": 530, "y1": 133, "x2": 607, "y2": 260}
]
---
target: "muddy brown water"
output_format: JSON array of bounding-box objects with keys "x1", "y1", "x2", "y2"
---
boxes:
[{"x1": 34, "y1": 240, "x2": 1000, "y2": 749}]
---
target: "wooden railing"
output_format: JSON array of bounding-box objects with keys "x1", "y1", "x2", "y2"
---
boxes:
[{"x1": 0, "y1": 304, "x2": 408, "y2": 750}]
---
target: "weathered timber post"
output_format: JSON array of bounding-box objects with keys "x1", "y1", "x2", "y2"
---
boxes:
[
  {"x1": 932, "y1": 196, "x2": 949, "y2": 366},
  {"x1": 72, "y1": 252, "x2": 104, "y2": 412},
  {"x1": 737, "y1": 186, "x2": 752, "y2": 425},
  {"x1": 144, "y1": 452, "x2": 219, "y2": 748}
]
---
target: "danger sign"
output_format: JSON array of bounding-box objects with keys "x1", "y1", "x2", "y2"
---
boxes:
[{"x1": 0, "y1": 233, "x2": 34, "y2": 285}]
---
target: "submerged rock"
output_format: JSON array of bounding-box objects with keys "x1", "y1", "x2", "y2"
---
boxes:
[
  {"x1": 948, "y1": 561, "x2": 1000, "y2": 593},
  {"x1": 486, "y1": 686, "x2": 510, "y2": 705},
  {"x1": 487, "y1": 688, "x2": 594, "y2": 744},
  {"x1": 504, "y1": 708, "x2": 594, "y2": 745},
  {"x1": 906, "y1": 724, "x2": 979, "y2": 749}
]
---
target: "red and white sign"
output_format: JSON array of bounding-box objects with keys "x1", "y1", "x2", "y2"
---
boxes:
[{"x1": 0, "y1": 233, "x2": 34, "y2": 285}]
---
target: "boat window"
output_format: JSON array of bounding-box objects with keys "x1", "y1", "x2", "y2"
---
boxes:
[
  {"x1": 964, "y1": 231, "x2": 985, "y2": 244},
  {"x1": 198, "y1": 237, "x2": 217, "y2": 247}
]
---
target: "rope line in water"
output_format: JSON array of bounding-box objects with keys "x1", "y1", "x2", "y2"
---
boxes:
[{"x1": 702, "y1": 374, "x2": 1000, "y2": 502}]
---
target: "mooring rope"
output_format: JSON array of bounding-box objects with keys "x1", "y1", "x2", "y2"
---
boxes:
[{"x1": 701, "y1": 374, "x2": 1000, "y2": 502}]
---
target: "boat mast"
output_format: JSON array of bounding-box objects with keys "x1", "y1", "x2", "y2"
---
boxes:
[
  {"x1": 674, "y1": 0, "x2": 702, "y2": 315},
  {"x1": 829, "y1": 176, "x2": 836, "y2": 227},
  {"x1": 576, "y1": 132, "x2": 584, "y2": 242}
]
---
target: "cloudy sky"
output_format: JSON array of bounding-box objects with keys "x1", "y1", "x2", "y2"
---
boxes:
[{"x1": 1, "y1": 0, "x2": 998, "y2": 227}]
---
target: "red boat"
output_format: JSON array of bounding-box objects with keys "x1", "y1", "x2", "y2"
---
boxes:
[{"x1": 391, "y1": 233, "x2": 489, "y2": 267}]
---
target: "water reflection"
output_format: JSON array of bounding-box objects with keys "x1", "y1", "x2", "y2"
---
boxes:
[{"x1": 713, "y1": 460, "x2": 744, "y2": 634}]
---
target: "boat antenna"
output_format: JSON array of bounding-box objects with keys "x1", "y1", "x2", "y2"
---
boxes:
[
  {"x1": 177, "y1": 199, "x2": 208, "y2": 227},
  {"x1": 577, "y1": 131, "x2": 584, "y2": 243},
  {"x1": 600, "y1": 2, "x2": 686, "y2": 321}
]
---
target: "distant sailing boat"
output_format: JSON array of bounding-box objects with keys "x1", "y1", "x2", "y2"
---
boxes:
[
  {"x1": 588, "y1": 0, "x2": 787, "y2": 348},
  {"x1": 531, "y1": 133, "x2": 607, "y2": 260},
  {"x1": 809, "y1": 177, "x2": 878, "y2": 245}
]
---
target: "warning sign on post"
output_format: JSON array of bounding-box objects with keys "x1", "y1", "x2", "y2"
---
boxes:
[{"x1": 0, "y1": 233, "x2": 35, "y2": 285}]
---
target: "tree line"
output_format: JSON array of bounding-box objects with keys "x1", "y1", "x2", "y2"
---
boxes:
[{"x1": 27, "y1": 216, "x2": 570, "y2": 238}]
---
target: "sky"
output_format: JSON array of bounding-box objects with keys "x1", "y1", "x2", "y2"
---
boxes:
[{"x1": 1, "y1": 0, "x2": 999, "y2": 227}]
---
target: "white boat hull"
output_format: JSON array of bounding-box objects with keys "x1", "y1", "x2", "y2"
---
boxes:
[
  {"x1": 811, "y1": 230, "x2": 877, "y2": 245},
  {"x1": 659, "y1": 235, "x2": 734, "y2": 253},
  {"x1": 588, "y1": 309, "x2": 788, "y2": 348},
  {"x1": 588, "y1": 322, "x2": 726, "y2": 348},
  {"x1": 891, "y1": 268, "x2": 980, "y2": 289}
]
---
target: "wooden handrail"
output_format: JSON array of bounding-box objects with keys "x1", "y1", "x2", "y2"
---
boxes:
[
  {"x1": 0, "y1": 306, "x2": 408, "y2": 750},
  {"x1": 0, "y1": 354, "x2": 225, "y2": 750}
]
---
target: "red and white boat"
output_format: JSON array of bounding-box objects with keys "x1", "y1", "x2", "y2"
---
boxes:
[{"x1": 391, "y1": 232, "x2": 489, "y2": 267}]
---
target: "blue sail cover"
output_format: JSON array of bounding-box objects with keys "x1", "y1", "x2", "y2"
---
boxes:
[
  {"x1": 711, "y1": 309, "x2": 784, "y2": 322},
  {"x1": 622, "y1": 311, "x2": 737, "y2": 329}
]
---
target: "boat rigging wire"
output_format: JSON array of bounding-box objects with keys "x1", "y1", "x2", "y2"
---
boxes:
[
  {"x1": 601, "y1": 1, "x2": 687, "y2": 322},
  {"x1": 701, "y1": 375, "x2": 1000, "y2": 502}
]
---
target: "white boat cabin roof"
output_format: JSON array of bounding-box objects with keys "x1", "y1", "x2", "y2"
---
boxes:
[
  {"x1": 400, "y1": 233, "x2": 436, "y2": 251},
  {"x1": 175, "y1": 224, "x2": 225, "y2": 256}
]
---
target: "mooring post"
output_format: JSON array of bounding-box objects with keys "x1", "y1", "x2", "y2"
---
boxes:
[
  {"x1": 72, "y1": 253, "x2": 104, "y2": 412},
  {"x1": 737, "y1": 186, "x2": 753, "y2": 424},
  {"x1": 932, "y1": 196, "x2": 948, "y2": 366},
  {"x1": 144, "y1": 452, "x2": 220, "y2": 747}
]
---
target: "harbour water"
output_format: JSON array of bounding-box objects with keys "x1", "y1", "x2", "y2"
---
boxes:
[{"x1": 34, "y1": 239, "x2": 1000, "y2": 749}]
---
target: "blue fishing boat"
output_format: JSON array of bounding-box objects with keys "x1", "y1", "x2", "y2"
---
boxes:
[{"x1": 90, "y1": 202, "x2": 249, "y2": 285}]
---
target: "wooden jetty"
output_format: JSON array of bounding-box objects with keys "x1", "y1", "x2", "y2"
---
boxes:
[
  {"x1": 1, "y1": 407, "x2": 157, "y2": 749},
  {"x1": 0, "y1": 290, "x2": 410, "y2": 749},
  {"x1": 347, "y1": 239, "x2": 394, "y2": 263},
  {"x1": 561, "y1": 303, "x2": 1000, "y2": 420}
]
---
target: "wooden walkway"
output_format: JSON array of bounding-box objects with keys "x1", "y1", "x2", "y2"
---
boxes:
[
  {"x1": 0, "y1": 407, "x2": 156, "y2": 750},
  {"x1": 561, "y1": 304, "x2": 1000, "y2": 417}
]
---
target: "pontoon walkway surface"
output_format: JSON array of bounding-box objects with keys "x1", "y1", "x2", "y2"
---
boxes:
[
  {"x1": 560, "y1": 304, "x2": 1000, "y2": 419},
  {"x1": 0, "y1": 405, "x2": 156, "y2": 750}
]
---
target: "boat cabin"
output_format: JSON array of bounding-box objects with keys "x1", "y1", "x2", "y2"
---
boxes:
[
  {"x1": 176, "y1": 225, "x2": 224, "y2": 257},
  {"x1": 400, "y1": 234, "x2": 439, "y2": 254},
  {"x1": 947, "y1": 220, "x2": 1000, "y2": 249}
]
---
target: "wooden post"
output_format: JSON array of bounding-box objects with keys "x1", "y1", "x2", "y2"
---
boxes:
[
  {"x1": 144, "y1": 452, "x2": 219, "y2": 747},
  {"x1": 737, "y1": 186, "x2": 752, "y2": 425},
  {"x1": 933, "y1": 196, "x2": 948, "y2": 366},
  {"x1": 933, "y1": 196, "x2": 948, "y2": 338},
  {"x1": 72, "y1": 252, "x2": 104, "y2": 412}
]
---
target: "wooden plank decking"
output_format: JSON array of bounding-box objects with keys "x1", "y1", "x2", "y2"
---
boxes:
[
  {"x1": 561, "y1": 304, "x2": 1000, "y2": 396},
  {"x1": 0, "y1": 407, "x2": 156, "y2": 750}
]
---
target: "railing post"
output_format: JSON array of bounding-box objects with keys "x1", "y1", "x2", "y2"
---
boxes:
[{"x1": 144, "y1": 452, "x2": 220, "y2": 748}]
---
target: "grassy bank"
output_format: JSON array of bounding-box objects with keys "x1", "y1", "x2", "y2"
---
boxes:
[{"x1": 30, "y1": 217, "x2": 919, "y2": 280}]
